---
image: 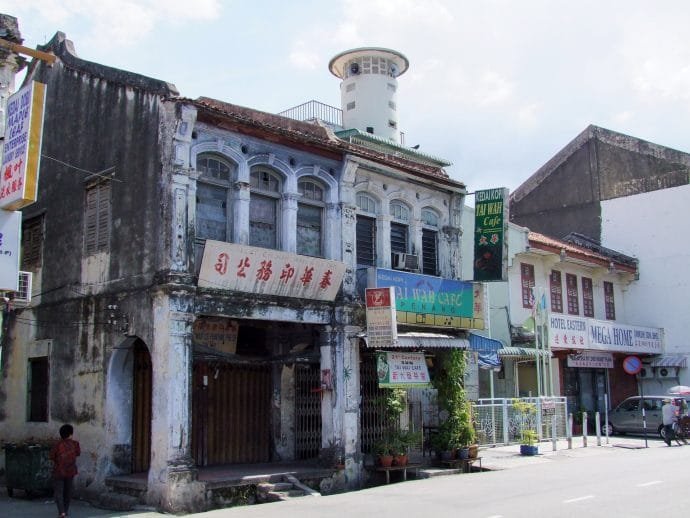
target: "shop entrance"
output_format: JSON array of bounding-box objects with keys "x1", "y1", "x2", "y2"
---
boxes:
[{"x1": 564, "y1": 367, "x2": 609, "y2": 416}]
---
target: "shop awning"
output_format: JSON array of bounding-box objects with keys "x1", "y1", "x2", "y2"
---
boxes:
[
  {"x1": 362, "y1": 332, "x2": 469, "y2": 349},
  {"x1": 498, "y1": 347, "x2": 552, "y2": 359},
  {"x1": 649, "y1": 355, "x2": 687, "y2": 368},
  {"x1": 468, "y1": 333, "x2": 503, "y2": 353}
]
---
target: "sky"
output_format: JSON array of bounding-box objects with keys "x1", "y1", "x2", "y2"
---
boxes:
[{"x1": 5, "y1": 0, "x2": 690, "y2": 197}]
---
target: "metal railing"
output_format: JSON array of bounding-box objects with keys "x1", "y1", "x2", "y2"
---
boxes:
[
  {"x1": 472, "y1": 397, "x2": 569, "y2": 446},
  {"x1": 278, "y1": 100, "x2": 343, "y2": 128}
]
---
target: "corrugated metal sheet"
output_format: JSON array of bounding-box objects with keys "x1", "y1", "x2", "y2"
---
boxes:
[
  {"x1": 363, "y1": 332, "x2": 469, "y2": 349},
  {"x1": 649, "y1": 355, "x2": 687, "y2": 368},
  {"x1": 498, "y1": 347, "x2": 552, "y2": 359}
]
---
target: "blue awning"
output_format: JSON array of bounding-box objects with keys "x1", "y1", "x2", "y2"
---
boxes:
[{"x1": 468, "y1": 333, "x2": 503, "y2": 354}]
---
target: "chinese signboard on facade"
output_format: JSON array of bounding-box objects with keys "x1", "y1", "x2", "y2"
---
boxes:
[
  {"x1": 376, "y1": 351, "x2": 430, "y2": 388},
  {"x1": 0, "y1": 210, "x2": 21, "y2": 291},
  {"x1": 0, "y1": 81, "x2": 46, "y2": 211},
  {"x1": 548, "y1": 313, "x2": 663, "y2": 354},
  {"x1": 369, "y1": 268, "x2": 485, "y2": 329},
  {"x1": 567, "y1": 352, "x2": 614, "y2": 369},
  {"x1": 365, "y1": 287, "x2": 397, "y2": 349},
  {"x1": 192, "y1": 317, "x2": 239, "y2": 354},
  {"x1": 473, "y1": 188, "x2": 508, "y2": 282},
  {"x1": 198, "y1": 241, "x2": 346, "y2": 301}
]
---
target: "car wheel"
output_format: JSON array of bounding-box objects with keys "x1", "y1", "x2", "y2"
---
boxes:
[
  {"x1": 659, "y1": 426, "x2": 667, "y2": 440},
  {"x1": 601, "y1": 422, "x2": 615, "y2": 436}
]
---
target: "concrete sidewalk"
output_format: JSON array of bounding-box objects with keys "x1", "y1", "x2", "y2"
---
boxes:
[{"x1": 0, "y1": 434, "x2": 671, "y2": 517}]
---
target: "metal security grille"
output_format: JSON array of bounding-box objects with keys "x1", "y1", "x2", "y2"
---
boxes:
[
  {"x1": 295, "y1": 364, "x2": 322, "y2": 459},
  {"x1": 360, "y1": 352, "x2": 387, "y2": 454}
]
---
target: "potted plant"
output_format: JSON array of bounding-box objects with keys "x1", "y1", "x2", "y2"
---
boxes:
[
  {"x1": 513, "y1": 399, "x2": 539, "y2": 455},
  {"x1": 373, "y1": 388, "x2": 407, "y2": 466},
  {"x1": 432, "y1": 349, "x2": 474, "y2": 462},
  {"x1": 374, "y1": 435, "x2": 395, "y2": 467},
  {"x1": 392, "y1": 429, "x2": 422, "y2": 466}
]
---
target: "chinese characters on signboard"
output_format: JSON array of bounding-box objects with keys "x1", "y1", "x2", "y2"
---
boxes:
[
  {"x1": 567, "y1": 352, "x2": 614, "y2": 369},
  {"x1": 198, "y1": 241, "x2": 346, "y2": 301},
  {"x1": 0, "y1": 81, "x2": 46, "y2": 211},
  {"x1": 473, "y1": 188, "x2": 509, "y2": 282},
  {"x1": 192, "y1": 317, "x2": 239, "y2": 354},
  {"x1": 376, "y1": 351, "x2": 430, "y2": 388},
  {"x1": 365, "y1": 287, "x2": 397, "y2": 349},
  {"x1": 548, "y1": 313, "x2": 663, "y2": 354}
]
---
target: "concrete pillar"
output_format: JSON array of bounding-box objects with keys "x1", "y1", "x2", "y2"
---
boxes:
[
  {"x1": 233, "y1": 181, "x2": 250, "y2": 244},
  {"x1": 282, "y1": 192, "x2": 298, "y2": 253},
  {"x1": 0, "y1": 15, "x2": 26, "y2": 157},
  {"x1": 147, "y1": 294, "x2": 204, "y2": 513}
]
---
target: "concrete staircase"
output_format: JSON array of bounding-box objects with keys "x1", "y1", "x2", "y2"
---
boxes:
[{"x1": 256, "y1": 474, "x2": 321, "y2": 503}]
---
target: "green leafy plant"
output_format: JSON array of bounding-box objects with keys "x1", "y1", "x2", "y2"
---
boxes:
[
  {"x1": 432, "y1": 349, "x2": 475, "y2": 451},
  {"x1": 512, "y1": 399, "x2": 537, "y2": 445},
  {"x1": 520, "y1": 429, "x2": 538, "y2": 446}
]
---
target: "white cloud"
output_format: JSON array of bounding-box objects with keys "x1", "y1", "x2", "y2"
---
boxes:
[{"x1": 289, "y1": 41, "x2": 320, "y2": 70}]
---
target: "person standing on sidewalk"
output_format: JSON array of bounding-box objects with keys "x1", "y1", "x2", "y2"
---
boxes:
[
  {"x1": 49, "y1": 424, "x2": 81, "y2": 518},
  {"x1": 662, "y1": 399, "x2": 676, "y2": 446}
]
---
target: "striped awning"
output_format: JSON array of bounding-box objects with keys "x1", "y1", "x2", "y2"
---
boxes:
[
  {"x1": 362, "y1": 332, "x2": 469, "y2": 349},
  {"x1": 468, "y1": 333, "x2": 503, "y2": 353},
  {"x1": 649, "y1": 355, "x2": 687, "y2": 368},
  {"x1": 498, "y1": 347, "x2": 552, "y2": 359}
]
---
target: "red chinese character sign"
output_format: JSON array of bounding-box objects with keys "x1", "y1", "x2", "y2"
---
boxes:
[
  {"x1": 0, "y1": 81, "x2": 46, "y2": 211},
  {"x1": 198, "y1": 240, "x2": 346, "y2": 301},
  {"x1": 365, "y1": 287, "x2": 397, "y2": 349},
  {"x1": 376, "y1": 351, "x2": 430, "y2": 388}
]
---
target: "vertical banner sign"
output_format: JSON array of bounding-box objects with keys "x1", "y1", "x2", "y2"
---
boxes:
[
  {"x1": 0, "y1": 81, "x2": 47, "y2": 210},
  {"x1": 0, "y1": 210, "x2": 21, "y2": 291},
  {"x1": 473, "y1": 188, "x2": 509, "y2": 282},
  {"x1": 365, "y1": 287, "x2": 397, "y2": 348}
]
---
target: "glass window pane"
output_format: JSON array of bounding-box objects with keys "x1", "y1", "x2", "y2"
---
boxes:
[
  {"x1": 198, "y1": 156, "x2": 231, "y2": 181},
  {"x1": 197, "y1": 183, "x2": 228, "y2": 241},
  {"x1": 250, "y1": 193, "x2": 277, "y2": 249},
  {"x1": 297, "y1": 203, "x2": 323, "y2": 257}
]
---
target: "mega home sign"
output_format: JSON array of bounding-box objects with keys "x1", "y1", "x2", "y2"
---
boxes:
[{"x1": 549, "y1": 314, "x2": 662, "y2": 354}]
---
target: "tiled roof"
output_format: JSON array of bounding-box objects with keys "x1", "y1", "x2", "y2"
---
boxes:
[{"x1": 528, "y1": 231, "x2": 638, "y2": 272}]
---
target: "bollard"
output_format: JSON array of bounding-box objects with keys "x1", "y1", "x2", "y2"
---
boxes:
[
  {"x1": 595, "y1": 412, "x2": 601, "y2": 446},
  {"x1": 583, "y1": 412, "x2": 588, "y2": 447},
  {"x1": 567, "y1": 413, "x2": 573, "y2": 449},
  {"x1": 551, "y1": 413, "x2": 558, "y2": 451}
]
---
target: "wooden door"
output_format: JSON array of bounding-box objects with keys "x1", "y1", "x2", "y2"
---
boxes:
[{"x1": 132, "y1": 341, "x2": 152, "y2": 473}]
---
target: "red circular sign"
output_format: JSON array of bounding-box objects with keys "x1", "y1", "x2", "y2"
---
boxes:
[{"x1": 623, "y1": 355, "x2": 642, "y2": 375}]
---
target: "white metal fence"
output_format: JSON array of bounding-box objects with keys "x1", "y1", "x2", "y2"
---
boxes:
[{"x1": 472, "y1": 397, "x2": 569, "y2": 446}]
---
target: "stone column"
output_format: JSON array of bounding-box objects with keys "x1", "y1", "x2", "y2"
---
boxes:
[
  {"x1": 147, "y1": 293, "x2": 204, "y2": 513},
  {"x1": 233, "y1": 181, "x2": 250, "y2": 244},
  {"x1": 282, "y1": 192, "x2": 299, "y2": 253}
]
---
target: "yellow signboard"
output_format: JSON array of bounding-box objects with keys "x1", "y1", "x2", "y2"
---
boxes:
[{"x1": 0, "y1": 81, "x2": 46, "y2": 210}]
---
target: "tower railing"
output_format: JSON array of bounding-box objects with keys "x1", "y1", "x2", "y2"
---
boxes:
[{"x1": 278, "y1": 100, "x2": 343, "y2": 128}]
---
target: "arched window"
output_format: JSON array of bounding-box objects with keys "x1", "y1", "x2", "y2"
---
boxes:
[
  {"x1": 297, "y1": 179, "x2": 325, "y2": 257},
  {"x1": 196, "y1": 154, "x2": 235, "y2": 242},
  {"x1": 250, "y1": 167, "x2": 281, "y2": 249},
  {"x1": 356, "y1": 193, "x2": 378, "y2": 265},
  {"x1": 421, "y1": 208, "x2": 439, "y2": 275}
]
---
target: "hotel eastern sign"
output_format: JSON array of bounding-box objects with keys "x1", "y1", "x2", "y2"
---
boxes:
[
  {"x1": 548, "y1": 314, "x2": 663, "y2": 354},
  {"x1": 0, "y1": 81, "x2": 46, "y2": 210},
  {"x1": 198, "y1": 241, "x2": 346, "y2": 301},
  {"x1": 369, "y1": 268, "x2": 485, "y2": 329},
  {"x1": 473, "y1": 188, "x2": 508, "y2": 282},
  {"x1": 365, "y1": 287, "x2": 397, "y2": 349}
]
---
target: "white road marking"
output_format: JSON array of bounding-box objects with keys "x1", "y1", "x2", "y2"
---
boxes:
[
  {"x1": 486, "y1": 515, "x2": 503, "y2": 518},
  {"x1": 563, "y1": 495, "x2": 595, "y2": 504},
  {"x1": 637, "y1": 480, "x2": 663, "y2": 487}
]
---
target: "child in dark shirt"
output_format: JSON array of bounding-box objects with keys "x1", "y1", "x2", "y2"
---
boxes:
[{"x1": 49, "y1": 424, "x2": 81, "y2": 518}]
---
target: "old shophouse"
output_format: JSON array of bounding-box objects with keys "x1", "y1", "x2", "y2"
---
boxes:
[
  {"x1": 0, "y1": 29, "x2": 478, "y2": 512},
  {"x1": 510, "y1": 125, "x2": 690, "y2": 391}
]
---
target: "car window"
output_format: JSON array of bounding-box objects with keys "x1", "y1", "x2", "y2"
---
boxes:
[
  {"x1": 620, "y1": 399, "x2": 639, "y2": 411},
  {"x1": 643, "y1": 399, "x2": 660, "y2": 411}
]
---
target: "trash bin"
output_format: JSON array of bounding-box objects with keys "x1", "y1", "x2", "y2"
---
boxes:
[{"x1": 4, "y1": 443, "x2": 53, "y2": 497}]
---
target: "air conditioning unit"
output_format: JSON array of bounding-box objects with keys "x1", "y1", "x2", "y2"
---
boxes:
[
  {"x1": 392, "y1": 252, "x2": 419, "y2": 271},
  {"x1": 638, "y1": 367, "x2": 652, "y2": 379},
  {"x1": 656, "y1": 367, "x2": 675, "y2": 378},
  {"x1": 13, "y1": 271, "x2": 32, "y2": 306}
]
